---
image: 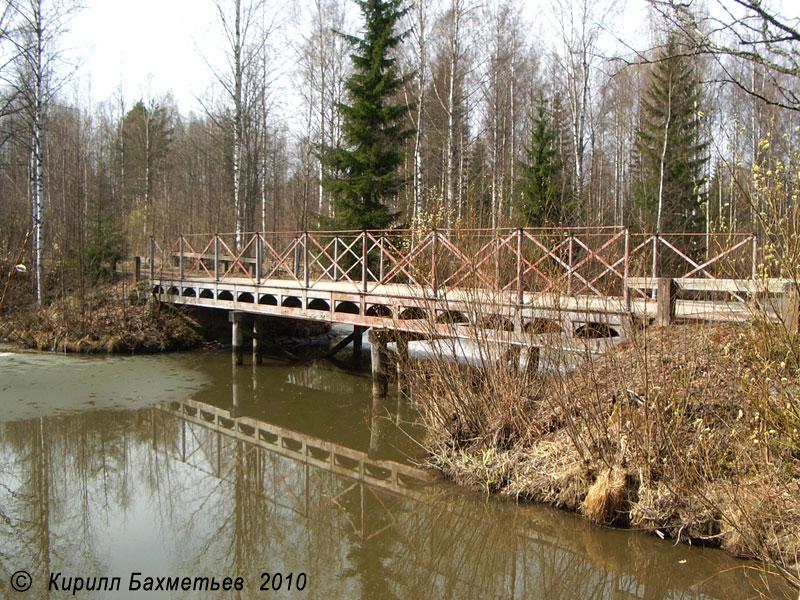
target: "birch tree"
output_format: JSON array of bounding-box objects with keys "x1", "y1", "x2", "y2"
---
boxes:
[{"x1": 10, "y1": 0, "x2": 79, "y2": 304}]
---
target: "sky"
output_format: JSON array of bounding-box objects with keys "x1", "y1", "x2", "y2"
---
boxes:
[
  {"x1": 61, "y1": 0, "x2": 652, "y2": 119},
  {"x1": 64, "y1": 0, "x2": 223, "y2": 114}
]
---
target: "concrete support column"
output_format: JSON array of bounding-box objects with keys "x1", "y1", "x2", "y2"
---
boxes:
[
  {"x1": 395, "y1": 334, "x2": 409, "y2": 385},
  {"x1": 252, "y1": 320, "x2": 262, "y2": 365},
  {"x1": 353, "y1": 325, "x2": 365, "y2": 366},
  {"x1": 369, "y1": 329, "x2": 388, "y2": 398},
  {"x1": 230, "y1": 311, "x2": 245, "y2": 365}
]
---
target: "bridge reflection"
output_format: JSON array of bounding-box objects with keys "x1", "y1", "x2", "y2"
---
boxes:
[{"x1": 0, "y1": 396, "x2": 780, "y2": 599}]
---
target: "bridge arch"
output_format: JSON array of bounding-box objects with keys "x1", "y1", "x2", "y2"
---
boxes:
[
  {"x1": 334, "y1": 301, "x2": 359, "y2": 314},
  {"x1": 152, "y1": 285, "x2": 164, "y2": 295},
  {"x1": 258, "y1": 294, "x2": 277, "y2": 305},
  {"x1": 574, "y1": 322, "x2": 618, "y2": 339},
  {"x1": 281, "y1": 296, "x2": 302, "y2": 308},
  {"x1": 182, "y1": 288, "x2": 196, "y2": 297},
  {"x1": 366, "y1": 304, "x2": 392, "y2": 318},
  {"x1": 475, "y1": 314, "x2": 513, "y2": 331},
  {"x1": 237, "y1": 292, "x2": 255, "y2": 303},
  {"x1": 217, "y1": 290, "x2": 234, "y2": 301},
  {"x1": 399, "y1": 307, "x2": 427, "y2": 321},
  {"x1": 199, "y1": 289, "x2": 214, "y2": 299},
  {"x1": 435, "y1": 310, "x2": 468, "y2": 325},
  {"x1": 524, "y1": 319, "x2": 562, "y2": 334},
  {"x1": 307, "y1": 298, "x2": 330, "y2": 312}
]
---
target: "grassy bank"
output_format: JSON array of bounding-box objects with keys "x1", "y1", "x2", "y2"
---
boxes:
[
  {"x1": 0, "y1": 277, "x2": 204, "y2": 353},
  {"x1": 407, "y1": 320, "x2": 800, "y2": 592}
]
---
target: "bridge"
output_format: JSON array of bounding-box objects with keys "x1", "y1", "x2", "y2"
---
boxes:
[{"x1": 146, "y1": 227, "x2": 798, "y2": 379}]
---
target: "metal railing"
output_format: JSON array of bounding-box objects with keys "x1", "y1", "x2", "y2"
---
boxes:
[{"x1": 150, "y1": 228, "x2": 759, "y2": 300}]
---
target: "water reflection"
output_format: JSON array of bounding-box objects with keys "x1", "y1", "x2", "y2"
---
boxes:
[{"x1": 0, "y1": 352, "x2": 789, "y2": 599}]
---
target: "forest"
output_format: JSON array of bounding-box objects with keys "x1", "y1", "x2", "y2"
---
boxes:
[{"x1": 0, "y1": 0, "x2": 798, "y2": 302}]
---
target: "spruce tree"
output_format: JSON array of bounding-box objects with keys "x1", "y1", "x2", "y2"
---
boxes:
[
  {"x1": 634, "y1": 35, "x2": 709, "y2": 235},
  {"x1": 517, "y1": 96, "x2": 569, "y2": 227},
  {"x1": 321, "y1": 0, "x2": 412, "y2": 230}
]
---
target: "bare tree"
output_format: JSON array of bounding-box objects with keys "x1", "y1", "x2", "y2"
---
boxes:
[
  {"x1": 649, "y1": 0, "x2": 800, "y2": 111},
  {"x1": 8, "y1": 0, "x2": 80, "y2": 304}
]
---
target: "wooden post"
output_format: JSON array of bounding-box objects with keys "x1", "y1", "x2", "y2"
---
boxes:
[
  {"x1": 230, "y1": 311, "x2": 245, "y2": 365},
  {"x1": 213, "y1": 235, "x2": 220, "y2": 281},
  {"x1": 369, "y1": 329, "x2": 388, "y2": 398},
  {"x1": 134, "y1": 256, "x2": 141, "y2": 282},
  {"x1": 656, "y1": 277, "x2": 677, "y2": 328},
  {"x1": 253, "y1": 319, "x2": 262, "y2": 365},
  {"x1": 779, "y1": 281, "x2": 799, "y2": 334},
  {"x1": 179, "y1": 235, "x2": 185, "y2": 280}
]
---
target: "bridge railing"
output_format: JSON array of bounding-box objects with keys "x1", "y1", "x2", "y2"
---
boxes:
[{"x1": 151, "y1": 228, "x2": 758, "y2": 299}]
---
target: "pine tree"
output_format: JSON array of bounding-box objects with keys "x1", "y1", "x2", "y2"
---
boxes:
[
  {"x1": 320, "y1": 0, "x2": 412, "y2": 230},
  {"x1": 634, "y1": 35, "x2": 709, "y2": 235},
  {"x1": 517, "y1": 96, "x2": 569, "y2": 227}
]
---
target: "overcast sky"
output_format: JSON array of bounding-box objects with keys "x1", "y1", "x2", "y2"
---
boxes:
[{"x1": 62, "y1": 0, "x2": 651, "y2": 119}]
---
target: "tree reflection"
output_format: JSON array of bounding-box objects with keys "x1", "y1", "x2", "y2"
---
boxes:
[{"x1": 0, "y1": 398, "x2": 785, "y2": 600}]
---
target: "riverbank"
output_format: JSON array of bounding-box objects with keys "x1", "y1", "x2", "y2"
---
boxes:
[
  {"x1": 408, "y1": 321, "x2": 800, "y2": 587},
  {"x1": 0, "y1": 280, "x2": 205, "y2": 353}
]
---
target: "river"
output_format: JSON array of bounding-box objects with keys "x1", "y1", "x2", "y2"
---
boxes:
[{"x1": 0, "y1": 346, "x2": 789, "y2": 599}]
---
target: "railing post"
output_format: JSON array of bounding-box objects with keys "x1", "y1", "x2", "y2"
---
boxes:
[
  {"x1": 567, "y1": 234, "x2": 574, "y2": 294},
  {"x1": 651, "y1": 234, "x2": 660, "y2": 280},
  {"x1": 623, "y1": 228, "x2": 631, "y2": 311},
  {"x1": 149, "y1": 236, "x2": 155, "y2": 281},
  {"x1": 179, "y1": 235, "x2": 185, "y2": 280},
  {"x1": 362, "y1": 230, "x2": 368, "y2": 293},
  {"x1": 255, "y1": 232, "x2": 263, "y2": 284},
  {"x1": 516, "y1": 227, "x2": 523, "y2": 305},
  {"x1": 333, "y1": 237, "x2": 340, "y2": 282},
  {"x1": 213, "y1": 235, "x2": 220, "y2": 282},
  {"x1": 293, "y1": 235, "x2": 300, "y2": 278},
  {"x1": 303, "y1": 231, "x2": 310, "y2": 288},
  {"x1": 379, "y1": 234, "x2": 385, "y2": 284},
  {"x1": 431, "y1": 229, "x2": 438, "y2": 298}
]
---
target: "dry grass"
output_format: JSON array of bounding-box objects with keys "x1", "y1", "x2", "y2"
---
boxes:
[
  {"x1": 0, "y1": 281, "x2": 204, "y2": 353},
  {"x1": 407, "y1": 318, "x2": 800, "y2": 592}
]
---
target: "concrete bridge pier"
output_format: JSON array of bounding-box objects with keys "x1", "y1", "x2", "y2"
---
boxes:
[
  {"x1": 252, "y1": 319, "x2": 263, "y2": 365},
  {"x1": 369, "y1": 329, "x2": 389, "y2": 398},
  {"x1": 353, "y1": 326, "x2": 365, "y2": 366},
  {"x1": 230, "y1": 311, "x2": 246, "y2": 366}
]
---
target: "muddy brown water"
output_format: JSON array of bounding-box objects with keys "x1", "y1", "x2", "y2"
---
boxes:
[{"x1": 0, "y1": 346, "x2": 792, "y2": 599}]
